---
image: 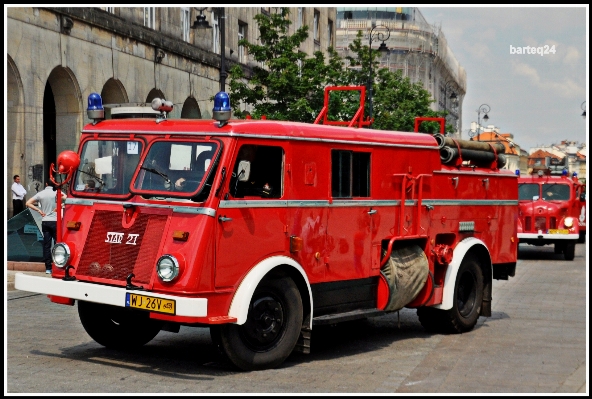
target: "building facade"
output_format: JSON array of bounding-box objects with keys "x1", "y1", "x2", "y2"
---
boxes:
[
  {"x1": 6, "y1": 7, "x2": 336, "y2": 217},
  {"x1": 335, "y1": 7, "x2": 466, "y2": 135}
]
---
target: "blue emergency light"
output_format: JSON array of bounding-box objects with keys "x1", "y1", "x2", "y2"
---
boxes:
[
  {"x1": 213, "y1": 91, "x2": 231, "y2": 127},
  {"x1": 87, "y1": 92, "x2": 105, "y2": 122},
  {"x1": 572, "y1": 172, "x2": 578, "y2": 178},
  {"x1": 515, "y1": 169, "x2": 520, "y2": 176},
  {"x1": 562, "y1": 169, "x2": 568, "y2": 176}
]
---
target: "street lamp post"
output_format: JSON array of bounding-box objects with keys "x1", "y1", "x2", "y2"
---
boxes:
[
  {"x1": 581, "y1": 101, "x2": 586, "y2": 119},
  {"x1": 476, "y1": 104, "x2": 490, "y2": 141},
  {"x1": 191, "y1": 7, "x2": 226, "y2": 92},
  {"x1": 367, "y1": 24, "x2": 390, "y2": 125}
]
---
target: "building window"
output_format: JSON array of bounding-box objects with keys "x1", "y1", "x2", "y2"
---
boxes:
[
  {"x1": 102, "y1": 7, "x2": 114, "y2": 13},
  {"x1": 144, "y1": 7, "x2": 155, "y2": 29},
  {"x1": 238, "y1": 22, "x2": 247, "y2": 63},
  {"x1": 212, "y1": 11, "x2": 220, "y2": 54},
  {"x1": 261, "y1": 7, "x2": 270, "y2": 15},
  {"x1": 313, "y1": 9, "x2": 320, "y2": 43},
  {"x1": 331, "y1": 150, "x2": 370, "y2": 198},
  {"x1": 297, "y1": 7, "x2": 303, "y2": 29},
  {"x1": 327, "y1": 19, "x2": 333, "y2": 48},
  {"x1": 181, "y1": 7, "x2": 190, "y2": 42}
]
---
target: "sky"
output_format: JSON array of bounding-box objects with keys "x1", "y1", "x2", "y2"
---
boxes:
[{"x1": 419, "y1": 5, "x2": 588, "y2": 152}]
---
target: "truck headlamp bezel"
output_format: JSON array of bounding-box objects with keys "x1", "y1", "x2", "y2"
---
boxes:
[
  {"x1": 52, "y1": 243, "x2": 71, "y2": 268},
  {"x1": 156, "y1": 254, "x2": 180, "y2": 282}
]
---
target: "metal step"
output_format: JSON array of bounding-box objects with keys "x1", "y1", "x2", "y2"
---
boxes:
[{"x1": 312, "y1": 308, "x2": 385, "y2": 325}]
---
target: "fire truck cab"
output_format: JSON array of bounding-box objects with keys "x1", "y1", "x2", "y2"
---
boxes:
[
  {"x1": 517, "y1": 167, "x2": 585, "y2": 260},
  {"x1": 16, "y1": 89, "x2": 518, "y2": 371}
]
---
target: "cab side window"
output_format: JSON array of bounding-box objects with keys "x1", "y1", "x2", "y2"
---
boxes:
[
  {"x1": 229, "y1": 144, "x2": 284, "y2": 198},
  {"x1": 331, "y1": 150, "x2": 370, "y2": 198}
]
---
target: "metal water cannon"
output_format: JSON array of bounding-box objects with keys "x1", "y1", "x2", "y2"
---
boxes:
[{"x1": 213, "y1": 91, "x2": 231, "y2": 127}]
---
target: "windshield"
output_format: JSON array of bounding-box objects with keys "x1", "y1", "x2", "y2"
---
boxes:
[
  {"x1": 73, "y1": 140, "x2": 143, "y2": 196},
  {"x1": 518, "y1": 183, "x2": 539, "y2": 200},
  {"x1": 542, "y1": 183, "x2": 570, "y2": 201},
  {"x1": 133, "y1": 140, "x2": 219, "y2": 199}
]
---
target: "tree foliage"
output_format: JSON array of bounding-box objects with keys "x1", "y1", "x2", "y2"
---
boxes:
[{"x1": 228, "y1": 8, "x2": 453, "y2": 133}]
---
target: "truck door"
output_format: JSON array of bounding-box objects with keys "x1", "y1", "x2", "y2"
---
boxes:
[
  {"x1": 325, "y1": 149, "x2": 373, "y2": 280},
  {"x1": 215, "y1": 143, "x2": 287, "y2": 288}
]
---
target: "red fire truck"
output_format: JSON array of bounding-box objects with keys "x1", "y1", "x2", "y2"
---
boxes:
[
  {"x1": 517, "y1": 167, "x2": 585, "y2": 260},
  {"x1": 16, "y1": 87, "x2": 518, "y2": 371}
]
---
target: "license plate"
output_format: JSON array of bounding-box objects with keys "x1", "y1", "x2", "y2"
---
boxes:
[
  {"x1": 548, "y1": 229, "x2": 569, "y2": 234},
  {"x1": 125, "y1": 293, "x2": 176, "y2": 315}
]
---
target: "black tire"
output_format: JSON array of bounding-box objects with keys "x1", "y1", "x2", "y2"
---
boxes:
[
  {"x1": 417, "y1": 306, "x2": 446, "y2": 332},
  {"x1": 78, "y1": 301, "x2": 163, "y2": 349},
  {"x1": 564, "y1": 241, "x2": 576, "y2": 261},
  {"x1": 554, "y1": 243, "x2": 564, "y2": 254},
  {"x1": 216, "y1": 277, "x2": 303, "y2": 371},
  {"x1": 445, "y1": 255, "x2": 483, "y2": 333},
  {"x1": 418, "y1": 256, "x2": 483, "y2": 334},
  {"x1": 578, "y1": 232, "x2": 585, "y2": 243}
]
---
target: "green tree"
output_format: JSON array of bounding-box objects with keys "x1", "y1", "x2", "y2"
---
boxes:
[
  {"x1": 228, "y1": 7, "x2": 342, "y2": 122},
  {"x1": 228, "y1": 9, "x2": 453, "y2": 134},
  {"x1": 343, "y1": 32, "x2": 452, "y2": 133}
]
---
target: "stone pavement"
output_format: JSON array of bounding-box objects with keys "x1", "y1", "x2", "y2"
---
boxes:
[{"x1": 6, "y1": 261, "x2": 47, "y2": 291}]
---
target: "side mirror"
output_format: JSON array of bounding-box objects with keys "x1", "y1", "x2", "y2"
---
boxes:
[{"x1": 237, "y1": 161, "x2": 251, "y2": 182}]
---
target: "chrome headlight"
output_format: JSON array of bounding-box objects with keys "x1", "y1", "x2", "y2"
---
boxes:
[
  {"x1": 52, "y1": 243, "x2": 71, "y2": 267},
  {"x1": 564, "y1": 217, "x2": 574, "y2": 228},
  {"x1": 156, "y1": 255, "x2": 180, "y2": 282}
]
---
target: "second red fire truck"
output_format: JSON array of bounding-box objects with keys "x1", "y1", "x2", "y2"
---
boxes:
[
  {"x1": 517, "y1": 167, "x2": 585, "y2": 260},
  {"x1": 16, "y1": 87, "x2": 518, "y2": 370}
]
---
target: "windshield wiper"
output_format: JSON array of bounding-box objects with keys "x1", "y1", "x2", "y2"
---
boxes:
[
  {"x1": 140, "y1": 166, "x2": 171, "y2": 184},
  {"x1": 77, "y1": 168, "x2": 105, "y2": 187}
]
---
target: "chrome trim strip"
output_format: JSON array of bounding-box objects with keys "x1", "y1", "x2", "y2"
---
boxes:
[
  {"x1": 65, "y1": 198, "x2": 216, "y2": 216},
  {"x1": 218, "y1": 199, "x2": 513, "y2": 208},
  {"x1": 433, "y1": 170, "x2": 518, "y2": 178},
  {"x1": 423, "y1": 199, "x2": 518, "y2": 206}
]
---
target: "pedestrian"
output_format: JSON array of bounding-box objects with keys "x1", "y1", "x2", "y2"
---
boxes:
[
  {"x1": 25, "y1": 179, "x2": 67, "y2": 274},
  {"x1": 11, "y1": 174, "x2": 27, "y2": 218}
]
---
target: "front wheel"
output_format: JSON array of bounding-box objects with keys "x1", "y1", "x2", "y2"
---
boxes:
[
  {"x1": 564, "y1": 241, "x2": 576, "y2": 261},
  {"x1": 215, "y1": 277, "x2": 303, "y2": 371},
  {"x1": 78, "y1": 301, "x2": 163, "y2": 349}
]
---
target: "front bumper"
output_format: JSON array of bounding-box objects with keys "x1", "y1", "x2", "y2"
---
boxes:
[
  {"x1": 518, "y1": 233, "x2": 579, "y2": 241},
  {"x1": 14, "y1": 273, "x2": 207, "y2": 317}
]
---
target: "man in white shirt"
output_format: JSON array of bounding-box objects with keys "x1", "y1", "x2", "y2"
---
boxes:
[
  {"x1": 26, "y1": 180, "x2": 67, "y2": 274},
  {"x1": 11, "y1": 175, "x2": 27, "y2": 218}
]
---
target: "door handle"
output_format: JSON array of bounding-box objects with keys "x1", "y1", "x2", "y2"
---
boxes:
[
  {"x1": 218, "y1": 216, "x2": 233, "y2": 222},
  {"x1": 368, "y1": 209, "x2": 377, "y2": 215}
]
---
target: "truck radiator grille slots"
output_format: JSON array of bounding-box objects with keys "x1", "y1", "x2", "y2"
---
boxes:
[
  {"x1": 76, "y1": 210, "x2": 168, "y2": 285},
  {"x1": 534, "y1": 217, "x2": 546, "y2": 232}
]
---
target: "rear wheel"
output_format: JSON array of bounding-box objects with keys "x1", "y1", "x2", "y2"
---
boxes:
[
  {"x1": 216, "y1": 277, "x2": 303, "y2": 371},
  {"x1": 78, "y1": 301, "x2": 163, "y2": 349},
  {"x1": 418, "y1": 255, "x2": 484, "y2": 334},
  {"x1": 564, "y1": 241, "x2": 576, "y2": 261}
]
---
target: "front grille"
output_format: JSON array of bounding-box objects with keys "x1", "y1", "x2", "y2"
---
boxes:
[
  {"x1": 535, "y1": 217, "x2": 546, "y2": 232},
  {"x1": 77, "y1": 210, "x2": 168, "y2": 285},
  {"x1": 525, "y1": 216, "x2": 532, "y2": 231}
]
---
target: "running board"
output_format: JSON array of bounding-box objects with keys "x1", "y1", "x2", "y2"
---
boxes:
[{"x1": 312, "y1": 308, "x2": 385, "y2": 325}]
